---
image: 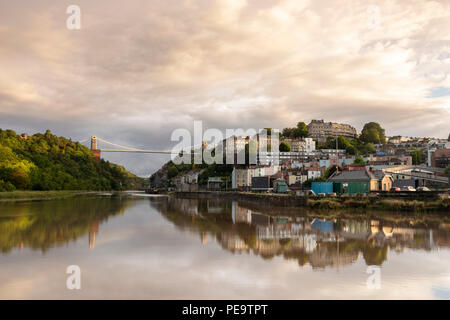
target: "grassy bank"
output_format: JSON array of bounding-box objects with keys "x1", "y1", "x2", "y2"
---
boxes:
[
  {"x1": 306, "y1": 197, "x2": 450, "y2": 212},
  {"x1": 174, "y1": 191, "x2": 450, "y2": 214},
  {"x1": 0, "y1": 190, "x2": 96, "y2": 201}
]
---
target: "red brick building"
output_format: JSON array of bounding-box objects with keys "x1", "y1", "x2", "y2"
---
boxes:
[{"x1": 432, "y1": 148, "x2": 450, "y2": 168}]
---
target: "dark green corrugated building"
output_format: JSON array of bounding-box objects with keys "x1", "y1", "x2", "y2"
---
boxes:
[
  {"x1": 328, "y1": 169, "x2": 376, "y2": 194},
  {"x1": 333, "y1": 181, "x2": 370, "y2": 194}
]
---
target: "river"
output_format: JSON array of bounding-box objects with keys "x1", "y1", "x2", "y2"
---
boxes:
[{"x1": 0, "y1": 193, "x2": 449, "y2": 299}]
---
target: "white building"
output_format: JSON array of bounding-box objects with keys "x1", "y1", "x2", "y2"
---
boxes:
[
  {"x1": 287, "y1": 174, "x2": 308, "y2": 186},
  {"x1": 281, "y1": 138, "x2": 316, "y2": 153},
  {"x1": 307, "y1": 167, "x2": 322, "y2": 180},
  {"x1": 185, "y1": 170, "x2": 202, "y2": 184}
]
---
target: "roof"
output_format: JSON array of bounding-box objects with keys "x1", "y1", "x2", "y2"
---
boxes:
[
  {"x1": 371, "y1": 170, "x2": 391, "y2": 180},
  {"x1": 328, "y1": 169, "x2": 375, "y2": 182},
  {"x1": 329, "y1": 169, "x2": 392, "y2": 182}
]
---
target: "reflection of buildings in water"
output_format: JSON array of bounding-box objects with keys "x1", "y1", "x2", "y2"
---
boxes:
[
  {"x1": 230, "y1": 198, "x2": 445, "y2": 255},
  {"x1": 309, "y1": 242, "x2": 360, "y2": 269},
  {"x1": 201, "y1": 232, "x2": 208, "y2": 245},
  {"x1": 207, "y1": 200, "x2": 225, "y2": 214},
  {"x1": 337, "y1": 219, "x2": 439, "y2": 252},
  {"x1": 225, "y1": 202, "x2": 450, "y2": 267},
  {"x1": 366, "y1": 223, "x2": 435, "y2": 252},
  {"x1": 433, "y1": 229, "x2": 450, "y2": 249},
  {"x1": 232, "y1": 201, "x2": 252, "y2": 224},
  {"x1": 220, "y1": 231, "x2": 250, "y2": 253},
  {"x1": 171, "y1": 198, "x2": 199, "y2": 216},
  {"x1": 257, "y1": 225, "x2": 317, "y2": 253},
  {"x1": 260, "y1": 233, "x2": 317, "y2": 254},
  {"x1": 89, "y1": 221, "x2": 99, "y2": 249},
  {"x1": 220, "y1": 227, "x2": 352, "y2": 268},
  {"x1": 251, "y1": 213, "x2": 271, "y2": 226},
  {"x1": 200, "y1": 232, "x2": 218, "y2": 246},
  {"x1": 162, "y1": 199, "x2": 450, "y2": 268},
  {"x1": 339, "y1": 220, "x2": 371, "y2": 235},
  {"x1": 311, "y1": 219, "x2": 334, "y2": 233}
]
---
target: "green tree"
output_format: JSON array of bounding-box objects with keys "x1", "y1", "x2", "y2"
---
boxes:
[
  {"x1": 353, "y1": 156, "x2": 366, "y2": 165},
  {"x1": 320, "y1": 136, "x2": 360, "y2": 155},
  {"x1": 345, "y1": 145, "x2": 357, "y2": 155},
  {"x1": 281, "y1": 127, "x2": 295, "y2": 138},
  {"x1": 0, "y1": 180, "x2": 16, "y2": 192},
  {"x1": 167, "y1": 165, "x2": 179, "y2": 179},
  {"x1": 281, "y1": 122, "x2": 308, "y2": 139},
  {"x1": 411, "y1": 148, "x2": 424, "y2": 165},
  {"x1": 356, "y1": 141, "x2": 376, "y2": 155},
  {"x1": 7, "y1": 167, "x2": 30, "y2": 189},
  {"x1": 324, "y1": 166, "x2": 339, "y2": 179},
  {"x1": 324, "y1": 136, "x2": 350, "y2": 149},
  {"x1": 0, "y1": 128, "x2": 144, "y2": 191},
  {"x1": 279, "y1": 142, "x2": 291, "y2": 152},
  {"x1": 360, "y1": 122, "x2": 386, "y2": 144},
  {"x1": 294, "y1": 122, "x2": 308, "y2": 138},
  {"x1": 363, "y1": 244, "x2": 388, "y2": 266}
]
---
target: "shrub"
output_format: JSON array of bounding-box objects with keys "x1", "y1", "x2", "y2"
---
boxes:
[
  {"x1": 0, "y1": 180, "x2": 16, "y2": 192},
  {"x1": 343, "y1": 199, "x2": 370, "y2": 208},
  {"x1": 379, "y1": 199, "x2": 425, "y2": 211},
  {"x1": 307, "y1": 198, "x2": 342, "y2": 209}
]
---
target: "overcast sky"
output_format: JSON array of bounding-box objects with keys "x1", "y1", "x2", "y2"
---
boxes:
[{"x1": 0, "y1": 0, "x2": 449, "y2": 176}]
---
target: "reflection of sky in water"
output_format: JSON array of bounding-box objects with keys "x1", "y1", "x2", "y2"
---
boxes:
[
  {"x1": 0, "y1": 196, "x2": 449, "y2": 299},
  {"x1": 432, "y1": 286, "x2": 450, "y2": 299}
]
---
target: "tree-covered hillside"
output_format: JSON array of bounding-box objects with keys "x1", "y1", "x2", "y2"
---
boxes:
[{"x1": 0, "y1": 129, "x2": 145, "y2": 191}]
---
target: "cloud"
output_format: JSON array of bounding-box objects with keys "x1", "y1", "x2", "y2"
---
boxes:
[{"x1": 0, "y1": 0, "x2": 449, "y2": 175}]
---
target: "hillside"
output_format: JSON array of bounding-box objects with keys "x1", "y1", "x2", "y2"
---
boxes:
[{"x1": 0, "y1": 129, "x2": 145, "y2": 191}]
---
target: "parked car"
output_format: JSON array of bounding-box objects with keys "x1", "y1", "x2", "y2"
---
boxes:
[
  {"x1": 417, "y1": 186, "x2": 431, "y2": 192},
  {"x1": 402, "y1": 186, "x2": 416, "y2": 192},
  {"x1": 390, "y1": 187, "x2": 401, "y2": 192}
]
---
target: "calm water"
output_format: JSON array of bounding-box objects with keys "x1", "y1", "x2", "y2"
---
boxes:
[{"x1": 1, "y1": 194, "x2": 449, "y2": 299}]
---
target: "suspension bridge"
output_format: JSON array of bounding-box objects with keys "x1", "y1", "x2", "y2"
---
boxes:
[
  {"x1": 78, "y1": 136, "x2": 205, "y2": 161},
  {"x1": 77, "y1": 136, "x2": 173, "y2": 161}
]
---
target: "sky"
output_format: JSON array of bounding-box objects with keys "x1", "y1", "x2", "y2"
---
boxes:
[{"x1": 0, "y1": 0, "x2": 449, "y2": 176}]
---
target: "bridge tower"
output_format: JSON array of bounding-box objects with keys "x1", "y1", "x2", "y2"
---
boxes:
[{"x1": 90, "y1": 136, "x2": 101, "y2": 162}]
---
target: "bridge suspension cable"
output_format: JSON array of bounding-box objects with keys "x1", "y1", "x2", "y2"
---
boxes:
[
  {"x1": 97, "y1": 137, "x2": 142, "y2": 151},
  {"x1": 95, "y1": 137, "x2": 173, "y2": 154},
  {"x1": 82, "y1": 136, "x2": 204, "y2": 155}
]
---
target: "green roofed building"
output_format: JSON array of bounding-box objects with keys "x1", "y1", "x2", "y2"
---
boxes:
[{"x1": 328, "y1": 168, "x2": 393, "y2": 194}]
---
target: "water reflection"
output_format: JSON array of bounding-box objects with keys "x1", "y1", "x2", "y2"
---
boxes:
[
  {"x1": 0, "y1": 195, "x2": 449, "y2": 299},
  {"x1": 1, "y1": 195, "x2": 449, "y2": 269},
  {"x1": 153, "y1": 198, "x2": 450, "y2": 270},
  {"x1": 0, "y1": 197, "x2": 132, "y2": 253}
]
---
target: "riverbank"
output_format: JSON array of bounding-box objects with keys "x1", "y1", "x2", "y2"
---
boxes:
[
  {"x1": 0, "y1": 190, "x2": 99, "y2": 201},
  {"x1": 174, "y1": 191, "x2": 450, "y2": 213}
]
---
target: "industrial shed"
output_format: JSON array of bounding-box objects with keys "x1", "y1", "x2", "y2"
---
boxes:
[{"x1": 328, "y1": 168, "x2": 393, "y2": 194}]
